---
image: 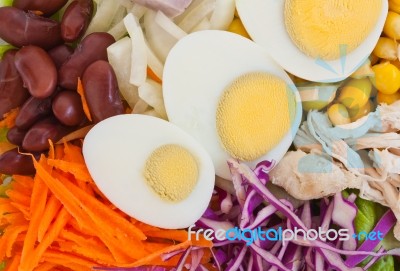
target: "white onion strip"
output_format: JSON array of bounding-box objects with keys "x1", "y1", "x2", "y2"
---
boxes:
[
  {"x1": 178, "y1": 0, "x2": 215, "y2": 32},
  {"x1": 124, "y1": 13, "x2": 147, "y2": 87},
  {"x1": 209, "y1": 0, "x2": 235, "y2": 30},
  {"x1": 155, "y1": 11, "x2": 187, "y2": 40}
]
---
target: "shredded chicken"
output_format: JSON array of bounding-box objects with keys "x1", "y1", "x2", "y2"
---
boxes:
[
  {"x1": 270, "y1": 150, "x2": 364, "y2": 200},
  {"x1": 271, "y1": 101, "x2": 400, "y2": 240}
]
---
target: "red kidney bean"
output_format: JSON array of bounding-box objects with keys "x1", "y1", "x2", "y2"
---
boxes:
[
  {"x1": 52, "y1": 90, "x2": 85, "y2": 126},
  {"x1": 58, "y1": 32, "x2": 115, "y2": 90},
  {"x1": 15, "y1": 45, "x2": 58, "y2": 98},
  {"x1": 0, "y1": 49, "x2": 30, "y2": 118},
  {"x1": 82, "y1": 60, "x2": 124, "y2": 123},
  {"x1": 6, "y1": 126, "x2": 27, "y2": 146},
  {"x1": 15, "y1": 96, "x2": 53, "y2": 129},
  {"x1": 13, "y1": 0, "x2": 68, "y2": 17},
  {"x1": 47, "y1": 44, "x2": 74, "y2": 69},
  {"x1": 22, "y1": 117, "x2": 71, "y2": 152},
  {"x1": 0, "y1": 7, "x2": 62, "y2": 49},
  {"x1": 61, "y1": 0, "x2": 93, "y2": 42},
  {"x1": 0, "y1": 148, "x2": 37, "y2": 175}
]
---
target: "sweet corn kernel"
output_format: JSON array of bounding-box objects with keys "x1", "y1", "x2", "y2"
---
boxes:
[
  {"x1": 228, "y1": 18, "x2": 250, "y2": 39},
  {"x1": 389, "y1": 0, "x2": 400, "y2": 13},
  {"x1": 377, "y1": 91, "x2": 400, "y2": 104},
  {"x1": 348, "y1": 100, "x2": 372, "y2": 121},
  {"x1": 372, "y1": 37, "x2": 398, "y2": 60},
  {"x1": 327, "y1": 103, "x2": 351, "y2": 126},
  {"x1": 371, "y1": 62, "x2": 400, "y2": 94},
  {"x1": 350, "y1": 59, "x2": 374, "y2": 79},
  {"x1": 370, "y1": 54, "x2": 380, "y2": 65},
  {"x1": 383, "y1": 11, "x2": 400, "y2": 39},
  {"x1": 337, "y1": 78, "x2": 371, "y2": 110}
]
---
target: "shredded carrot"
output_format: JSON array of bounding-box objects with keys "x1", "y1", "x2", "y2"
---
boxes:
[
  {"x1": 0, "y1": 108, "x2": 19, "y2": 129},
  {"x1": 20, "y1": 175, "x2": 48, "y2": 269},
  {"x1": 76, "y1": 78, "x2": 93, "y2": 122},
  {"x1": 0, "y1": 142, "x2": 213, "y2": 270},
  {"x1": 147, "y1": 66, "x2": 162, "y2": 84},
  {"x1": 46, "y1": 159, "x2": 91, "y2": 181},
  {"x1": 22, "y1": 208, "x2": 71, "y2": 270},
  {"x1": 4, "y1": 254, "x2": 20, "y2": 271},
  {"x1": 33, "y1": 262, "x2": 58, "y2": 271},
  {"x1": 37, "y1": 195, "x2": 62, "y2": 242}
]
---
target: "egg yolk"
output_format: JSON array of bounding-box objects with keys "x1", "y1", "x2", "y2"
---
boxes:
[
  {"x1": 144, "y1": 144, "x2": 199, "y2": 202},
  {"x1": 284, "y1": 0, "x2": 382, "y2": 60},
  {"x1": 216, "y1": 72, "x2": 296, "y2": 161}
]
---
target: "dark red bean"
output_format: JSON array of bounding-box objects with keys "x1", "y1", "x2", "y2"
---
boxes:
[
  {"x1": 0, "y1": 49, "x2": 30, "y2": 118},
  {"x1": 6, "y1": 126, "x2": 27, "y2": 146},
  {"x1": 52, "y1": 90, "x2": 85, "y2": 126},
  {"x1": 47, "y1": 44, "x2": 74, "y2": 69},
  {"x1": 15, "y1": 45, "x2": 57, "y2": 98},
  {"x1": 15, "y1": 96, "x2": 52, "y2": 129},
  {"x1": 82, "y1": 60, "x2": 124, "y2": 123},
  {"x1": 61, "y1": 0, "x2": 93, "y2": 42},
  {"x1": 13, "y1": 0, "x2": 68, "y2": 17},
  {"x1": 59, "y1": 32, "x2": 115, "y2": 90},
  {"x1": 22, "y1": 117, "x2": 71, "y2": 152},
  {"x1": 0, "y1": 7, "x2": 62, "y2": 49},
  {"x1": 0, "y1": 148, "x2": 36, "y2": 175}
]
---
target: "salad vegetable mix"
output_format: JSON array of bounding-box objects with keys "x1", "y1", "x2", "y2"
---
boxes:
[{"x1": 0, "y1": 0, "x2": 399, "y2": 270}]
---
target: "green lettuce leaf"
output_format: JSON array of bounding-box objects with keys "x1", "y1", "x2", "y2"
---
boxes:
[
  {"x1": 367, "y1": 255, "x2": 394, "y2": 271},
  {"x1": 0, "y1": 127, "x2": 8, "y2": 143},
  {"x1": 352, "y1": 195, "x2": 397, "y2": 270},
  {"x1": 0, "y1": 0, "x2": 12, "y2": 7},
  {"x1": 0, "y1": 44, "x2": 15, "y2": 59},
  {"x1": 354, "y1": 196, "x2": 386, "y2": 243}
]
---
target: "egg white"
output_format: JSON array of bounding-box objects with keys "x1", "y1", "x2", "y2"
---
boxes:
[
  {"x1": 82, "y1": 114, "x2": 215, "y2": 229},
  {"x1": 236, "y1": 0, "x2": 388, "y2": 83},
  {"x1": 162, "y1": 30, "x2": 302, "y2": 180}
]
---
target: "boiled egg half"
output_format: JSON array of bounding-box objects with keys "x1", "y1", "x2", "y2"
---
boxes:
[
  {"x1": 163, "y1": 30, "x2": 302, "y2": 180},
  {"x1": 236, "y1": 0, "x2": 388, "y2": 82},
  {"x1": 83, "y1": 114, "x2": 215, "y2": 229}
]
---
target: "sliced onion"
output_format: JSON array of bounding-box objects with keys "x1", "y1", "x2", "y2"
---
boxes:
[
  {"x1": 107, "y1": 36, "x2": 139, "y2": 108},
  {"x1": 145, "y1": 40, "x2": 164, "y2": 80},
  {"x1": 209, "y1": 0, "x2": 235, "y2": 30},
  {"x1": 124, "y1": 13, "x2": 147, "y2": 87},
  {"x1": 155, "y1": 11, "x2": 187, "y2": 40},
  {"x1": 144, "y1": 10, "x2": 180, "y2": 62},
  {"x1": 177, "y1": 0, "x2": 215, "y2": 32},
  {"x1": 85, "y1": 0, "x2": 122, "y2": 36},
  {"x1": 138, "y1": 79, "x2": 167, "y2": 119}
]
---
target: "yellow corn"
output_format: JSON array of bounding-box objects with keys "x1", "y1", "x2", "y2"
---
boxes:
[
  {"x1": 337, "y1": 78, "x2": 371, "y2": 110},
  {"x1": 350, "y1": 59, "x2": 374, "y2": 79},
  {"x1": 370, "y1": 54, "x2": 380, "y2": 65},
  {"x1": 228, "y1": 18, "x2": 251, "y2": 39},
  {"x1": 371, "y1": 62, "x2": 400, "y2": 94},
  {"x1": 377, "y1": 91, "x2": 400, "y2": 104},
  {"x1": 372, "y1": 37, "x2": 398, "y2": 60},
  {"x1": 348, "y1": 100, "x2": 372, "y2": 121},
  {"x1": 327, "y1": 103, "x2": 351, "y2": 126},
  {"x1": 390, "y1": 0, "x2": 400, "y2": 13},
  {"x1": 383, "y1": 11, "x2": 400, "y2": 39}
]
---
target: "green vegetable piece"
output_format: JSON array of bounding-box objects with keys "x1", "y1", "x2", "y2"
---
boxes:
[
  {"x1": 354, "y1": 197, "x2": 386, "y2": 243},
  {"x1": 0, "y1": 0, "x2": 12, "y2": 7},
  {"x1": 367, "y1": 255, "x2": 394, "y2": 271},
  {"x1": 0, "y1": 127, "x2": 8, "y2": 143},
  {"x1": 0, "y1": 44, "x2": 15, "y2": 60}
]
